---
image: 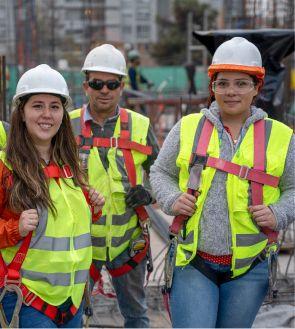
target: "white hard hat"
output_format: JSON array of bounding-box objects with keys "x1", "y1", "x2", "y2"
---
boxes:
[
  {"x1": 208, "y1": 37, "x2": 265, "y2": 80},
  {"x1": 128, "y1": 49, "x2": 140, "y2": 61},
  {"x1": 12, "y1": 64, "x2": 72, "y2": 110},
  {"x1": 82, "y1": 44, "x2": 127, "y2": 76}
]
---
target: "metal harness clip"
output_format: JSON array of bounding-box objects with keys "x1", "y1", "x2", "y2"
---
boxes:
[
  {"x1": 110, "y1": 137, "x2": 118, "y2": 148},
  {"x1": 238, "y1": 165, "x2": 250, "y2": 179}
]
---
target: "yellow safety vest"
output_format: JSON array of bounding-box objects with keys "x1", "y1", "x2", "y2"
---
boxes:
[
  {"x1": 0, "y1": 121, "x2": 9, "y2": 149},
  {"x1": 0, "y1": 155, "x2": 92, "y2": 307},
  {"x1": 176, "y1": 113, "x2": 293, "y2": 277},
  {"x1": 70, "y1": 108, "x2": 150, "y2": 261}
]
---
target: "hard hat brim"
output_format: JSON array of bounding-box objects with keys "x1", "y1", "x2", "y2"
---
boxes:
[
  {"x1": 12, "y1": 88, "x2": 72, "y2": 110},
  {"x1": 208, "y1": 64, "x2": 265, "y2": 80},
  {"x1": 81, "y1": 66, "x2": 127, "y2": 76}
]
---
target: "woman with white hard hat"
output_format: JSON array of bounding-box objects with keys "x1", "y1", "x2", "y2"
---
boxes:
[
  {"x1": 0, "y1": 64, "x2": 104, "y2": 328},
  {"x1": 150, "y1": 37, "x2": 294, "y2": 327}
]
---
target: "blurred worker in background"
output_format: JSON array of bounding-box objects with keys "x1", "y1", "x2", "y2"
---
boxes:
[
  {"x1": 70, "y1": 44, "x2": 159, "y2": 328},
  {"x1": 126, "y1": 49, "x2": 154, "y2": 92},
  {"x1": 0, "y1": 64, "x2": 104, "y2": 328},
  {"x1": 150, "y1": 37, "x2": 294, "y2": 328},
  {"x1": 185, "y1": 62, "x2": 197, "y2": 95}
]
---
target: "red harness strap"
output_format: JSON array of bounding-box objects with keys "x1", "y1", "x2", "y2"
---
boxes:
[
  {"x1": 43, "y1": 163, "x2": 73, "y2": 179},
  {"x1": 77, "y1": 106, "x2": 152, "y2": 156},
  {"x1": 77, "y1": 107, "x2": 152, "y2": 282},
  {"x1": 252, "y1": 120, "x2": 278, "y2": 243},
  {"x1": 89, "y1": 264, "x2": 116, "y2": 298},
  {"x1": 0, "y1": 163, "x2": 81, "y2": 325},
  {"x1": 76, "y1": 136, "x2": 152, "y2": 155},
  {"x1": 169, "y1": 119, "x2": 214, "y2": 235}
]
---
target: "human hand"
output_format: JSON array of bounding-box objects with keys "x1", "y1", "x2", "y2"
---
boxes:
[
  {"x1": 125, "y1": 185, "x2": 153, "y2": 208},
  {"x1": 19, "y1": 209, "x2": 39, "y2": 237},
  {"x1": 88, "y1": 188, "x2": 105, "y2": 214},
  {"x1": 249, "y1": 205, "x2": 277, "y2": 230},
  {"x1": 172, "y1": 193, "x2": 197, "y2": 216}
]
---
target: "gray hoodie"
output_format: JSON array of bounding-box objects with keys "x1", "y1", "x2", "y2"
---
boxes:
[{"x1": 150, "y1": 101, "x2": 295, "y2": 255}]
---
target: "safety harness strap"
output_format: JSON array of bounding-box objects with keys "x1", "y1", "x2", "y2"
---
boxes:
[
  {"x1": 252, "y1": 120, "x2": 278, "y2": 243},
  {"x1": 119, "y1": 108, "x2": 149, "y2": 222},
  {"x1": 169, "y1": 118, "x2": 279, "y2": 241},
  {"x1": 169, "y1": 119, "x2": 214, "y2": 235},
  {"x1": 0, "y1": 232, "x2": 32, "y2": 288},
  {"x1": 206, "y1": 157, "x2": 279, "y2": 187},
  {"x1": 108, "y1": 235, "x2": 150, "y2": 277},
  {"x1": 43, "y1": 163, "x2": 73, "y2": 179},
  {"x1": 20, "y1": 284, "x2": 78, "y2": 325},
  {"x1": 89, "y1": 265, "x2": 116, "y2": 299},
  {"x1": 76, "y1": 136, "x2": 152, "y2": 155},
  {"x1": 77, "y1": 106, "x2": 152, "y2": 155},
  {"x1": 82, "y1": 108, "x2": 152, "y2": 286}
]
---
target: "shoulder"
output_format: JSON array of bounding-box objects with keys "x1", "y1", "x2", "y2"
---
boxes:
[
  {"x1": 266, "y1": 118, "x2": 293, "y2": 131},
  {"x1": 181, "y1": 112, "x2": 204, "y2": 127},
  {"x1": 265, "y1": 118, "x2": 293, "y2": 139},
  {"x1": 124, "y1": 108, "x2": 150, "y2": 124}
]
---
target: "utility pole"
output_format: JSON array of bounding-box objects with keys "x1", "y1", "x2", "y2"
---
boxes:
[
  {"x1": 0, "y1": 56, "x2": 6, "y2": 121},
  {"x1": 50, "y1": 0, "x2": 55, "y2": 67},
  {"x1": 187, "y1": 11, "x2": 193, "y2": 64},
  {"x1": 272, "y1": 0, "x2": 277, "y2": 27}
]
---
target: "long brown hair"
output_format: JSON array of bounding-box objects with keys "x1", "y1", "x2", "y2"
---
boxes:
[{"x1": 5, "y1": 95, "x2": 87, "y2": 215}]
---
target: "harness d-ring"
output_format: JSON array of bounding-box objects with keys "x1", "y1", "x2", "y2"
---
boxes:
[{"x1": 0, "y1": 284, "x2": 23, "y2": 328}]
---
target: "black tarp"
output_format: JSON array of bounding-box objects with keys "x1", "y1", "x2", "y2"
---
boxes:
[{"x1": 193, "y1": 29, "x2": 295, "y2": 119}]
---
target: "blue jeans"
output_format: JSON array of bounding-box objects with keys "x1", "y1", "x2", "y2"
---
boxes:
[
  {"x1": 93, "y1": 248, "x2": 149, "y2": 328},
  {"x1": 170, "y1": 259, "x2": 269, "y2": 328},
  {"x1": 1, "y1": 291, "x2": 84, "y2": 328}
]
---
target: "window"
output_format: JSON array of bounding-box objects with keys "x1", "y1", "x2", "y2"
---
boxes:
[{"x1": 137, "y1": 25, "x2": 150, "y2": 39}]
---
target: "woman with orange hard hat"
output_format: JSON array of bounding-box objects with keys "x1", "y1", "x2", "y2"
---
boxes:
[{"x1": 150, "y1": 37, "x2": 294, "y2": 328}]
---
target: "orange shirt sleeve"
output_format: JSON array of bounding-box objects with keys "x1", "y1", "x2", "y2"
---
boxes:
[{"x1": 0, "y1": 160, "x2": 22, "y2": 249}]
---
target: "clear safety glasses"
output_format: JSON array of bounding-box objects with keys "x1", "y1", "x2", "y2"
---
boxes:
[{"x1": 212, "y1": 79, "x2": 255, "y2": 94}]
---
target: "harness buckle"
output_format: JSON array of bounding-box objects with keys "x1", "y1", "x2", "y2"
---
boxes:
[
  {"x1": 79, "y1": 136, "x2": 93, "y2": 147},
  {"x1": 23, "y1": 290, "x2": 37, "y2": 306},
  {"x1": 110, "y1": 137, "x2": 118, "y2": 148},
  {"x1": 238, "y1": 165, "x2": 250, "y2": 179},
  {"x1": 4, "y1": 275, "x2": 21, "y2": 287},
  {"x1": 190, "y1": 154, "x2": 208, "y2": 168},
  {"x1": 62, "y1": 165, "x2": 73, "y2": 179}
]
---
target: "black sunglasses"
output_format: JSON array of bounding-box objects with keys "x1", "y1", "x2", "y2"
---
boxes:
[{"x1": 88, "y1": 79, "x2": 121, "y2": 91}]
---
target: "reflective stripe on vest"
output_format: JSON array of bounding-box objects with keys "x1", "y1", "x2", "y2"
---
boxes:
[
  {"x1": 70, "y1": 107, "x2": 150, "y2": 261},
  {"x1": 0, "y1": 157, "x2": 92, "y2": 307},
  {"x1": 175, "y1": 113, "x2": 293, "y2": 277}
]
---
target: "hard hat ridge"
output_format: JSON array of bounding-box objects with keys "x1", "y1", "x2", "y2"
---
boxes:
[
  {"x1": 128, "y1": 49, "x2": 140, "y2": 61},
  {"x1": 82, "y1": 44, "x2": 127, "y2": 76},
  {"x1": 208, "y1": 37, "x2": 265, "y2": 80}
]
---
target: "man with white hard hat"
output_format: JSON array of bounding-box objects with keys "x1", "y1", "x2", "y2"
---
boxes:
[{"x1": 70, "y1": 44, "x2": 159, "y2": 328}]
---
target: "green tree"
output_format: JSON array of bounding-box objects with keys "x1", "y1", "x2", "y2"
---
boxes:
[{"x1": 152, "y1": 0, "x2": 217, "y2": 65}]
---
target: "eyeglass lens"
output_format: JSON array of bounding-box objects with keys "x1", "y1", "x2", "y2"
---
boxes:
[
  {"x1": 88, "y1": 79, "x2": 121, "y2": 90},
  {"x1": 212, "y1": 79, "x2": 254, "y2": 94}
]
